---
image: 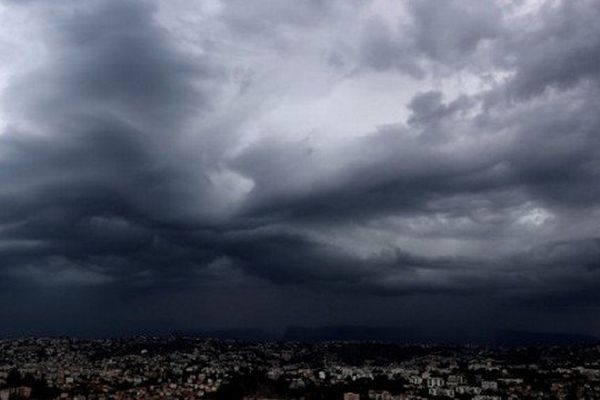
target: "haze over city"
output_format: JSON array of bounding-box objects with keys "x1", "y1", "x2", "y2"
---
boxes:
[{"x1": 0, "y1": 0, "x2": 599, "y2": 339}]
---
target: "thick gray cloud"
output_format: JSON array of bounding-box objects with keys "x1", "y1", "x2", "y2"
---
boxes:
[{"x1": 0, "y1": 0, "x2": 599, "y2": 337}]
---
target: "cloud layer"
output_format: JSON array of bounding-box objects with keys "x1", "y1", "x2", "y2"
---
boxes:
[{"x1": 0, "y1": 0, "x2": 599, "y2": 336}]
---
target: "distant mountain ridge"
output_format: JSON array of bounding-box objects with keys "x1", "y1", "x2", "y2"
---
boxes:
[
  {"x1": 283, "y1": 325, "x2": 599, "y2": 346},
  {"x1": 491, "y1": 330, "x2": 598, "y2": 346},
  {"x1": 283, "y1": 326, "x2": 418, "y2": 342},
  {"x1": 3, "y1": 327, "x2": 596, "y2": 345},
  {"x1": 176, "y1": 329, "x2": 276, "y2": 341}
]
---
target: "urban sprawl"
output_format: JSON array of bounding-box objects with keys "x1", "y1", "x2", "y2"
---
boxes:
[{"x1": 1, "y1": 337, "x2": 600, "y2": 399}]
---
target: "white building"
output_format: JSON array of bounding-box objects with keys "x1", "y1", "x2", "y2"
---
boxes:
[
  {"x1": 409, "y1": 375, "x2": 423, "y2": 386},
  {"x1": 427, "y1": 377, "x2": 444, "y2": 388},
  {"x1": 481, "y1": 380, "x2": 498, "y2": 391}
]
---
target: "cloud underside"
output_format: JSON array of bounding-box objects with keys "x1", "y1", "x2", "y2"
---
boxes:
[{"x1": 0, "y1": 0, "x2": 600, "y2": 332}]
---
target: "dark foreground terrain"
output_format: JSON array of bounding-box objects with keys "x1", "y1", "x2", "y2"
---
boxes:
[{"x1": 1, "y1": 336, "x2": 600, "y2": 399}]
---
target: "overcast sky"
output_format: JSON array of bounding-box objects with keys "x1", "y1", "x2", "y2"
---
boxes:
[{"x1": 0, "y1": 0, "x2": 599, "y2": 337}]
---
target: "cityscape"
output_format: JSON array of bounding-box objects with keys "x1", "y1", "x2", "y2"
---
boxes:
[{"x1": 1, "y1": 335, "x2": 600, "y2": 399}]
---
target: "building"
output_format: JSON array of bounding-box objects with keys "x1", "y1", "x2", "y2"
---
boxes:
[
  {"x1": 409, "y1": 375, "x2": 423, "y2": 386},
  {"x1": 368, "y1": 390, "x2": 392, "y2": 400},
  {"x1": 428, "y1": 377, "x2": 444, "y2": 388},
  {"x1": 481, "y1": 380, "x2": 498, "y2": 391}
]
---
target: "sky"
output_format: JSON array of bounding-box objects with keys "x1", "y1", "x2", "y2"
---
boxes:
[{"x1": 0, "y1": 0, "x2": 599, "y2": 338}]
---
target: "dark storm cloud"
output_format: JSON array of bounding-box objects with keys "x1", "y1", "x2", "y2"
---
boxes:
[
  {"x1": 358, "y1": 0, "x2": 504, "y2": 76},
  {"x1": 225, "y1": 0, "x2": 600, "y2": 305},
  {"x1": 0, "y1": 0, "x2": 600, "y2": 335},
  {"x1": 0, "y1": 0, "x2": 227, "y2": 289},
  {"x1": 502, "y1": 0, "x2": 600, "y2": 100}
]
